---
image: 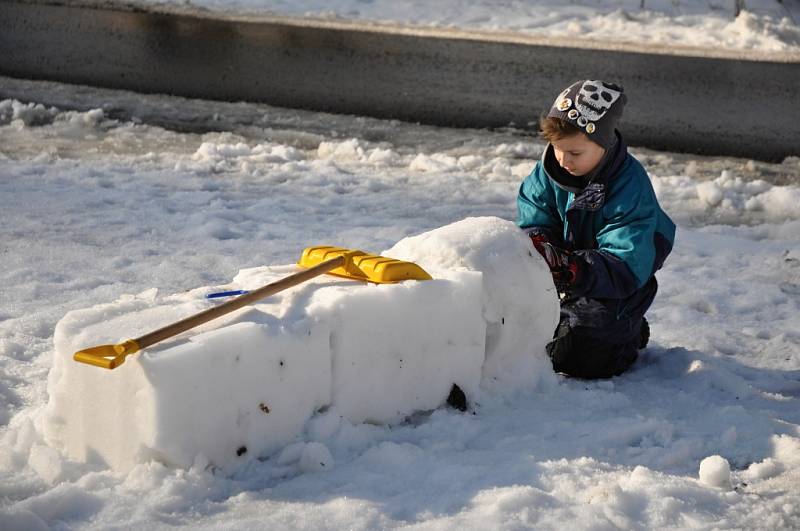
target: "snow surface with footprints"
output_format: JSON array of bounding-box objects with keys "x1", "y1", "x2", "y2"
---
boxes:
[{"x1": 1, "y1": 93, "x2": 800, "y2": 529}]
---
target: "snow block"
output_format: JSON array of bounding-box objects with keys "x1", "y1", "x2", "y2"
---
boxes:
[
  {"x1": 45, "y1": 293, "x2": 332, "y2": 472},
  {"x1": 308, "y1": 274, "x2": 485, "y2": 425},
  {"x1": 386, "y1": 216, "x2": 560, "y2": 391},
  {"x1": 41, "y1": 217, "x2": 558, "y2": 472}
]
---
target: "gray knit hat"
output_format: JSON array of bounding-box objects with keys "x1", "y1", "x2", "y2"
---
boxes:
[{"x1": 546, "y1": 80, "x2": 627, "y2": 149}]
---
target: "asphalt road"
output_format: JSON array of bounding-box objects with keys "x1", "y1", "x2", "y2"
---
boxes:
[{"x1": 1, "y1": 0, "x2": 798, "y2": 160}]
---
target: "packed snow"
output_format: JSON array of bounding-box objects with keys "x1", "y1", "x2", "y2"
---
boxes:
[
  {"x1": 140, "y1": 0, "x2": 800, "y2": 53},
  {"x1": 44, "y1": 217, "x2": 558, "y2": 473},
  {"x1": 1, "y1": 88, "x2": 800, "y2": 529},
  {"x1": 699, "y1": 455, "x2": 732, "y2": 489}
]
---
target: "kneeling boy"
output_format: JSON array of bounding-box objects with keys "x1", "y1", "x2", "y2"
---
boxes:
[{"x1": 517, "y1": 80, "x2": 676, "y2": 379}]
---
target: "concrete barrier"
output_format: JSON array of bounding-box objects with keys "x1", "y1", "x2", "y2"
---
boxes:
[{"x1": 1, "y1": 0, "x2": 798, "y2": 160}]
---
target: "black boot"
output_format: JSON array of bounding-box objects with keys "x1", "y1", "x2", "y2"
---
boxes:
[{"x1": 639, "y1": 317, "x2": 650, "y2": 350}]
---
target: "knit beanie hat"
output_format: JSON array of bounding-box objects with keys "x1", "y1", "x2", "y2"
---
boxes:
[{"x1": 546, "y1": 80, "x2": 627, "y2": 150}]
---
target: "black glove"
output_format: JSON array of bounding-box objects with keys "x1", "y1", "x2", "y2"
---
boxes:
[{"x1": 529, "y1": 232, "x2": 581, "y2": 293}]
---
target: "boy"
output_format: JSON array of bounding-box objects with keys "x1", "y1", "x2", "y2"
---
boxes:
[{"x1": 517, "y1": 80, "x2": 675, "y2": 379}]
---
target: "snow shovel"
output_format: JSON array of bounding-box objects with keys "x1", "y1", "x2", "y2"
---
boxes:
[{"x1": 73, "y1": 246, "x2": 432, "y2": 370}]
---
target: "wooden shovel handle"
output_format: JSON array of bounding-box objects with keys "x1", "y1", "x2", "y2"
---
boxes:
[{"x1": 134, "y1": 255, "x2": 345, "y2": 350}]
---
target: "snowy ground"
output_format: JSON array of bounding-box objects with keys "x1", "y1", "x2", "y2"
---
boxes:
[
  {"x1": 139, "y1": 0, "x2": 800, "y2": 53},
  {"x1": 1, "y1": 86, "x2": 800, "y2": 529}
]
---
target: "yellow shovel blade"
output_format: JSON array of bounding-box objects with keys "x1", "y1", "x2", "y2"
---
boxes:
[
  {"x1": 298, "y1": 246, "x2": 432, "y2": 283},
  {"x1": 73, "y1": 340, "x2": 140, "y2": 370}
]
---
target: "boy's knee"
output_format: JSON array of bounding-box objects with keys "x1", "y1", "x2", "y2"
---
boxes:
[{"x1": 546, "y1": 323, "x2": 638, "y2": 379}]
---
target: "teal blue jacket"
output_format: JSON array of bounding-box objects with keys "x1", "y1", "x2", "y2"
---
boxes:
[{"x1": 517, "y1": 139, "x2": 675, "y2": 300}]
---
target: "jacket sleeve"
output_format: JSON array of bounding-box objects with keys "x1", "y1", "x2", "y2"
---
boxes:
[
  {"x1": 516, "y1": 163, "x2": 563, "y2": 239},
  {"x1": 572, "y1": 177, "x2": 659, "y2": 299}
]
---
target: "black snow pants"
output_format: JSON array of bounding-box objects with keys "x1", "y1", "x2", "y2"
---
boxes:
[{"x1": 546, "y1": 277, "x2": 657, "y2": 379}]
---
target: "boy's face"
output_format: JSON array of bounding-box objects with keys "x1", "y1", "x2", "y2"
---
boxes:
[{"x1": 551, "y1": 133, "x2": 606, "y2": 177}]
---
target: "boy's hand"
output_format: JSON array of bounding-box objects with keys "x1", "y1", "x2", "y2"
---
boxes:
[
  {"x1": 551, "y1": 255, "x2": 580, "y2": 293},
  {"x1": 528, "y1": 232, "x2": 552, "y2": 259},
  {"x1": 530, "y1": 236, "x2": 581, "y2": 292}
]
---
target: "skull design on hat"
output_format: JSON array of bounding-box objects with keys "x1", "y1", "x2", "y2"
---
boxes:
[
  {"x1": 546, "y1": 79, "x2": 626, "y2": 150},
  {"x1": 575, "y1": 80, "x2": 623, "y2": 122}
]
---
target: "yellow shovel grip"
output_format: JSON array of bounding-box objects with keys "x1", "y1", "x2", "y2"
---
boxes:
[{"x1": 73, "y1": 340, "x2": 141, "y2": 370}]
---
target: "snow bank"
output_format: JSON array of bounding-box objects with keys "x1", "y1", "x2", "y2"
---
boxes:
[
  {"x1": 652, "y1": 169, "x2": 800, "y2": 225},
  {"x1": 144, "y1": 0, "x2": 800, "y2": 53},
  {"x1": 0, "y1": 99, "x2": 105, "y2": 131},
  {"x1": 41, "y1": 217, "x2": 558, "y2": 472}
]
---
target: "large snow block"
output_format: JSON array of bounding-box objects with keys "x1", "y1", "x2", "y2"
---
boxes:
[
  {"x1": 41, "y1": 217, "x2": 558, "y2": 472},
  {"x1": 43, "y1": 267, "x2": 484, "y2": 472}
]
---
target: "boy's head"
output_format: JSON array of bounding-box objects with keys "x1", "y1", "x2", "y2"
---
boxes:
[{"x1": 541, "y1": 80, "x2": 627, "y2": 176}]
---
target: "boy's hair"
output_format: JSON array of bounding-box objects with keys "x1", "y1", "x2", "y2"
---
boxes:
[{"x1": 539, "y1": 116, "x2": 582, "y2": 143}]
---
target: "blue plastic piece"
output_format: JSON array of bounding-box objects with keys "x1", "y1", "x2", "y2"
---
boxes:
[{"x1": 205, "y1": 290, "x2": 249, "y2": 299}]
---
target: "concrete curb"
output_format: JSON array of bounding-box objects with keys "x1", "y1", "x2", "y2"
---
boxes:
[{"x1": 1, "y1": 0, "x2": 798, "y2": 160}]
